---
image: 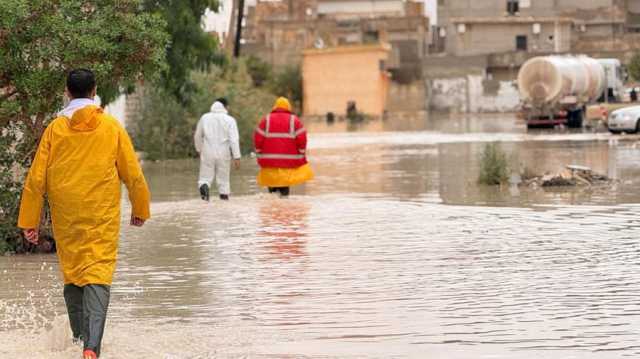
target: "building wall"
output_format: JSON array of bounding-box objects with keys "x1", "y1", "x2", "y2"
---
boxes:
[
  {"x1": 303, "y1": 45, "x2": 390, "y2": 116},
  {"x1": 317, "y1": 0, "x2": 404, "y2": 16},
  {"x1": 451, "y1": 21, "x2": 570, "y2": 56},
  {"x1": 439, "y1": 0, "x2": 616, "y2": 18},
  {"x1": 387, "y1": 82, "x2": 426, "y2": 111},
  {"x1": 244, "y1": 0, "x2": 429, "y2": 69},
  {"x1": 427, "y1": 74, "x2": 520, "y2": 113},
  {"x1": 437, "y1": 0, "x2": 624, "y2": 55},
  {"x1": 424, "y1": 56, "x2": 519, "y2": 113}
]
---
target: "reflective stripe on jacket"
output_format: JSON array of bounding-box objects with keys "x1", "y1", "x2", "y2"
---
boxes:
[{"x1": 254, "y1": 109, "x2": 307, "y2": 168}]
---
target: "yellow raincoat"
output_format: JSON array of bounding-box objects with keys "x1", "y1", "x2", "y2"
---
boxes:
[
  {"x1": 18, "y1": 105, "x2": 150, "y2": 286},
  {"x1": 256, "y1": 97, "x2": 314, "y2": 187}
]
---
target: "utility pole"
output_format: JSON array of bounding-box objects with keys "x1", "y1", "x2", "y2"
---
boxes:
[{"x1": 233, "y1": 0, "x2": 245, "y2": 58}]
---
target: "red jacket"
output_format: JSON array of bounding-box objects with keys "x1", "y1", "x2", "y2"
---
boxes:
[{"x1": 254, "y1": 109, "x2": 307, "y2": 168}]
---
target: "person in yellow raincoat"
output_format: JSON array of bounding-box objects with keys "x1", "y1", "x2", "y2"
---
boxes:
[
  {"x1": 254, "y1": 97, "x2": 314, "y2": 196},
  {"x1": 17, "y1": 69, "x2": 150, "y2": 359}
]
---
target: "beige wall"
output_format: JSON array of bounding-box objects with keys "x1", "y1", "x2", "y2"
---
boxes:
[
  {"x1": 437, "y1": 0, "x2": 623, "y2": 55},
  {"x1": 303, "y1": 45, "x2": 390, "y2": 116},
  {"x1": 317, "y1": 0, "x2": 404, "y2": 16},
  {"x1": 450, "y1": 21, "x2": 571, "y2": 56}
]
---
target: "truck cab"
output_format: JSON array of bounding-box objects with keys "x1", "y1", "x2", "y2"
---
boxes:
[{"x1": 596, "y1": 59, "x2": 627, "y2": 103}]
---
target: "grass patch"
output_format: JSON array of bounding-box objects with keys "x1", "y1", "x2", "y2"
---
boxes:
[{"x1": 478, "y1": 143, "x2": 509, "y2": 185}]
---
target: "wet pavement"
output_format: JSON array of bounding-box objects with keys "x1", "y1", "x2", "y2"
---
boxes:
[{"x1": 2, "y1": 113, "x2": 640, "y2": 358}]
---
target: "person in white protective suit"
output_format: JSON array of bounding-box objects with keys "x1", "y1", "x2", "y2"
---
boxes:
[{"x1": 194, "y1": 98, "x2": 241, "y2": 201}]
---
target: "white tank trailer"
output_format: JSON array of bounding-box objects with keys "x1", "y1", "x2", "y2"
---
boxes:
[{"x1": 518, "y1": 55, "x2": 611, "y2": 128}]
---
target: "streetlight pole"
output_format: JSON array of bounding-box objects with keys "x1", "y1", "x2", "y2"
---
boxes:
[{"x1": 233, "y1": 0, "x2": 245, "y2": 58}]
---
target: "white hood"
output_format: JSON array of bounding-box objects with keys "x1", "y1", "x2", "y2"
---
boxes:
[
  {"x1": 59, "y1": 98, "x2": 98, "y2": 118},
  {"x1": 210, "y1": 101, "x2": 227, "y2": 114}
]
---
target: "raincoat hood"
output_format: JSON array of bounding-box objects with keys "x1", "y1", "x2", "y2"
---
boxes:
[
  {"x1": 210, "y1": 101, "x2": 228, "y2": 114},
  {"x1": 59, "y1": 98, "x2": 102, "y2": 132},
  {"x1": 18, "y1": 102, "x2": 151, "y2": 286},
  {"x1": 272, "y1": 97, "x2": 292, "y2": 112},
  {"x1": 69, "y1": 106, "x2": 103, "y2": 132}
]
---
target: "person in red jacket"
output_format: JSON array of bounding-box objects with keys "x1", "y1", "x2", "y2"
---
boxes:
[{"x1": 254, "y1": 97, "x2": 314, "y2": 196}]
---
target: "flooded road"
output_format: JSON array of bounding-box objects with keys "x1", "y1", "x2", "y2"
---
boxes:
[{"x1": 2, "y1": 114, "x2": 640, "y2": 358}]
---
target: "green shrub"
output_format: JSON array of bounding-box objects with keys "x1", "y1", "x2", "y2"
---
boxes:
[
  {"x1": 128, "y1": 87, "x2": 199, "y2": 161},
  {"x1": 192, "y1": 63, "x2": 277, "y2": 156},
  {"x1": 629, "y1": 51, "x2": 640, "y2": 81},
  {"x1": 268, "y1": 66, "x2": 303, "y2": 110},
  {"x1": 130, "y1": 60, "x2": 277, "y2": 160},
  {"x1": 478, "y1": 143, "x2": 509, "y2": 185},
  {"x1": 245, "y1": 56, "x2": 273, "y2": 88}
]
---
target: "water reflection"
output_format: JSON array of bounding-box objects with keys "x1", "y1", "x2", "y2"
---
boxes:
[{"x1": 258, "y1": 200, "x2": 309, "y2": 261}]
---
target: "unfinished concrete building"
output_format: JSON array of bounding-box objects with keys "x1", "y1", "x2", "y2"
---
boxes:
[
  {"x1": 434, "y1": 0, "x2": 632, "y2": 56},
  {"x1": 243, "y1": 0, "x2": 430, "y2": 82}
]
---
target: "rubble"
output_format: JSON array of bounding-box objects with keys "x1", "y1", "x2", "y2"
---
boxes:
[{"x1": 522, "y1": 165, "x2": 612, "y2": 188}]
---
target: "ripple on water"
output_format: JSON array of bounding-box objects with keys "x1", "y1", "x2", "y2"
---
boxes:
[{"x1": 3, "y1": 195, "x2": 640, "y2": 358}]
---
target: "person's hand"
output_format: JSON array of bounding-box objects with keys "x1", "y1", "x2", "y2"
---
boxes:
[
  {"x1": 23, "y1": 228, "x2": 39, "y2": 245},
  {"x1": 233, "y1": 159, "x2": 241, "y2": 170},
  {"x1": 130, "y1": 215, "x2": 146, "y2": 227}
]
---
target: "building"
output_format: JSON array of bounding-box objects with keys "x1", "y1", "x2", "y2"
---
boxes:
[
  {"x1": 435, "y1": 0, "x2": 632, "y2": 56},
  {"x1": 302, "y1": 44, "x2": 391, "y2": 116},
  {"x1": 243, "y1": 0, "x2": 430, "y2": 81}
]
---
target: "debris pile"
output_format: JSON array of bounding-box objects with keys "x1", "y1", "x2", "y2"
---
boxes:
[{"x1": 522, "y1": 165, "x2": 612, "y2": 188}]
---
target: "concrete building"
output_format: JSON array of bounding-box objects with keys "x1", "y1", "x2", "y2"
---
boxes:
[
  {"x1": 434, "y1": 0, "x2": 630, "y2": 56},
  {"x1": 629, "y1": 1, "x2": 640, "y2": 32},
  {"x1": 243, "y1": 0, "x2": 430, "y2": 79},
  {"x1": 302, "y1": 44, "x2": 391, "y2": 116}
]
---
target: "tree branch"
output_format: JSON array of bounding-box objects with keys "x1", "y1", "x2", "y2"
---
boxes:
[{"x1": 0, "y1": 89, "x2": 18, "y2": 103}]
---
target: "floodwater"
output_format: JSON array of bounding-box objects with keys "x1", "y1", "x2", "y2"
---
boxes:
[{"x1": 3, "y1": 113, "x2": 640, "y2": 358}]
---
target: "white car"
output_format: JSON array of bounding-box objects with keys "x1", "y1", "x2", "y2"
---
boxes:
[{"x1": 608, "y1": 106, "x2": 640, "y2": 133}]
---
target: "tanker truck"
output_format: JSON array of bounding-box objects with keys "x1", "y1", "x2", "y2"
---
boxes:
[{"x1": 517, "y1": 56, "x2": 624, "y2": 128}]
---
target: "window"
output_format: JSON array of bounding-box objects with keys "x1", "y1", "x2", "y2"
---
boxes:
[
  {"x1": 363, "y1": 31, "x2": 379, "y2": 44},
  {"x1": 516, "y1": 35, "x2": 528, "y2": 51},
  {"x1": 507, "y1": 0, "x2": 519, "y2": 15}
]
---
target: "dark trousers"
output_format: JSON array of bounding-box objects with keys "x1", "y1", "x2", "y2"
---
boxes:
[
  {"x1": 268, "y1": 187, "x2": 290, "y2": 197},
  {"x1": 64, "y1": 284, "x2": 111, "y2": 356}
]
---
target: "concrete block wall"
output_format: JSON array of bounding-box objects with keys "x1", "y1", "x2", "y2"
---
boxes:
[{"x1": 427, "y1": 74, "x2": 520, "y2": 113}]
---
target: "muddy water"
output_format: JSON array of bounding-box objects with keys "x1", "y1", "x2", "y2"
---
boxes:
[{"x1": 3, "y1": 114, "x2": 640, "y2": 358}]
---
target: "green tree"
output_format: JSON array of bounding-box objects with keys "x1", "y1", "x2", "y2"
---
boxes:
[
  {"x1": 194, "y1": 62, "x2": 276, "y2": 155},
  {"x1": 131, "y1": 61, "x2": 276, "y2": 161},
  {"x1": 269, "y1": 66, "x2": 303, "y2": 109},
  {"x1": 0, "y1": 0, "x2": 168, "y2": 253},
  {"x1": 629, "y1": 51, "x2": 640, "y2": 82},
  {"x1": 246, "y1": 56, "x2": 273, "y2": 87},
  {"x1": 143, "y1": 0, "x2": 225, "y2": 105}
]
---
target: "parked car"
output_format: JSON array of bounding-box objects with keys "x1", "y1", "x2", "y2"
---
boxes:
[{"x1": 608, "y1": 105, "x2": 640, "y2": 133}]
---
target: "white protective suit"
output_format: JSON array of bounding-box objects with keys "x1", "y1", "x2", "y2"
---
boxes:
[{"x1": 194, "y1": 101, "x2": 241, "y2": 195}]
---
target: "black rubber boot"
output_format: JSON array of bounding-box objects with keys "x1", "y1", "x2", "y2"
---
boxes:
[
  {"x1": 199, "y1": 184, "x2": 209, "y2": 201},
  {"x1": 219, "y1": 194, "x2": 229, "y2": 201}
]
